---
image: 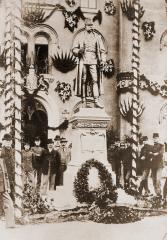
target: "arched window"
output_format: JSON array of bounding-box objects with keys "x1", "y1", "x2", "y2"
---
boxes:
[{"x1": 35, "y1": 35, "x2": 49, "y2": 75}]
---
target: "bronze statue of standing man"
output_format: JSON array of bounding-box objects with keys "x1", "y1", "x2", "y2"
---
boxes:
[{"x1": 72, "y1": 18, "x2": 106, "y2": 108}]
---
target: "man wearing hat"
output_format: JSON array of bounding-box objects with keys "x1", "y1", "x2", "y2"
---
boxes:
[
  {"x1": 112, "y1": 137, "x2": 122, "y2": 187},
  {"x1": 31, "y1": 137, "x2": 44, "y2": 191},
  {"x1": 21, "y1": 141, "x2": 35, "y2": 189},
  {"x1": 54, "y1": 135, "x2": 61, "y2": 151},
  {"x1": 138, "y1": 136, "x2": 152, "y2": 195},
  {"x1": 72, "y1": 18, "x2": 106, "y2": 108},
  {"x1": 40, "y1": 139, "x2": 60, "y2": 195},
  {"x1": 54, "y1": 135, "x2": 61, "y2": 189},
  {"x1": 122, "y1": 139, "x2": 133, "y2": 189},
  {"x1": 58, "y1": 137, "x2": 71, "y2": 185},
  {"x1": 0, "y1": 145, "x2": 15, "y2": 228},
  {"x1": 150, "y1": 133, "x2": 164, "y2": 196},
  {"x1": 1, "y1": 134, "x2": 15, "y2": 201}
]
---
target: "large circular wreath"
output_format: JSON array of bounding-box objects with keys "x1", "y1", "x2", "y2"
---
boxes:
[{"x1": 73, "y1": 159, "x2": 117, "y2": 205}]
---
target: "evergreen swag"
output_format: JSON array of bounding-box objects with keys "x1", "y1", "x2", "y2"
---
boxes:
[
  {"x1": 73, "y1": 159, "x2": 117, "y2": 206},
  {"x1": 23, "y1": 184, "x2": 55, "y2": 215}
]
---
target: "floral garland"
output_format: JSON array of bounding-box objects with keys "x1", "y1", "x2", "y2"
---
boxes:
[
  {"x1": 23, "y1": 184, "x2": 55, "y2": 215},
  {"x1": 55, "y1": 81, "x2": 72, "y2": 103},
  {"x1": 142, "y1": 22, "x2": 155, "y2": 41},
  {"x1": 104, "y1": 0, "x2": 116, "y2": 16},
  {"x1": 63, "y1": 7, "x2": 85, "y2": 32},
  {"x1": 57, "y1": 205, "x2": 143, "y2": 224},
  {"x1": 102, "y1": 59, "x2": 115, "y2": 78},
  {"x1": 73, "y1": 159, "x2": 117, "y2": 205},
  {"x1": 117, "y1": 72, "x2": 167, "y2": 98},
  {"x1": 121, "y1": 0, "x2": 145, "y2": 21},
  {"x1": 89, "y1": 205, "x2": 142, "y2": 224},
  {"x1": 139, "y1": 74, "x2": 167, "y2": 97}
]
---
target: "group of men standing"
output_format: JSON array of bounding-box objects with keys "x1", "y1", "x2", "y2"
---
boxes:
[
  {"x1": 0, "y1": 133, "x2": 71, "y2": 228},
  {"x1": 22, "y1": 135, "x2": 71, "y2": 195},
  {"x1": 111, "y1": 132, "x2": 167, "y2": 204},
  {"x1": 138, "y1": 133, "x2": 165, "y2": 199}
]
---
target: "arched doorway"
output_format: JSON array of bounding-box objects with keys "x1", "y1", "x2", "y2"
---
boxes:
[{"x1": 22, "y1": 99, "x2": 48, "y2": 148}]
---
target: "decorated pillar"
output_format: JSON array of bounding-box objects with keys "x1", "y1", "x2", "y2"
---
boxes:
[
  {"x1": 13, "y1": 0, "x2": 23, "y2": 219},
  {"x1": 4, "y1": 0, "x2": 14, "y2": 133},
  {"x1": 5, "y1": 0, "x2": 23, "y2": 218},
  {"x1": 118, "y1": 0, "x2": 145, "y2": 194},
  {"x1": 131, "y1": 0, "x2": 140, "y2": 191}
]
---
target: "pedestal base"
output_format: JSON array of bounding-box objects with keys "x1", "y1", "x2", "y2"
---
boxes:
[{"x1": 53, "y1": 107, "x2": 112, "y2": 209}]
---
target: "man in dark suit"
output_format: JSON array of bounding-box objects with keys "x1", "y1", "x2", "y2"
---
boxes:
[
  {"x1": 150, "y1": 133, "x2": 164, "y2": 196},
  {"x1": 31, "y1": 136, "x2": 44, "y2": 191},
  {"x1": 122, "y1": 139, "x2": 132, "y2": 189},
  {"x1": 40, "y1": 139, "x2": 60, "y2": 195},
  {"x1": 54, "y1": 135, "x2": 61, "y2": 189},
  {"x1": 138, "y1": 136, "x2": 152, "y2": 195}
]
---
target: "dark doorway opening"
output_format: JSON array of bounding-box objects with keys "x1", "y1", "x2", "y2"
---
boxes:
[{"x1": 22, "y1": 100, "x2": 48, "y2": 148}]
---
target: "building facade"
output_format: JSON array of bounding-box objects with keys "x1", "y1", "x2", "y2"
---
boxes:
[{"x1": 0, "y1": 0, "x2": 167, "y2": 146}]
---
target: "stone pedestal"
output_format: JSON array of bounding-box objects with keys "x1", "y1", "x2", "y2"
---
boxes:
[
  {"x1": 54, "y1": 108, "x2": 111, "y2": 209},
  {"x1": 69, "y1": 108, "x2": 111, "y2": 166}
]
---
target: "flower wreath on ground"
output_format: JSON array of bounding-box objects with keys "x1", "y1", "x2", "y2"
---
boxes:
[{"x1": 73, "y1": 159, "x2": 118, "y2": 207}]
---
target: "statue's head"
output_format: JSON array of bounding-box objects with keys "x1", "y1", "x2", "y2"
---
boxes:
[{"x1": 85, "y1": 18, "x2": 93, "y2": 32}]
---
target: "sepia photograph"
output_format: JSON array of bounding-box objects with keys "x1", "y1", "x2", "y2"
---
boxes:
[{"x1": 0, "y1": 0, "x2": 167, "y2": 239}]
